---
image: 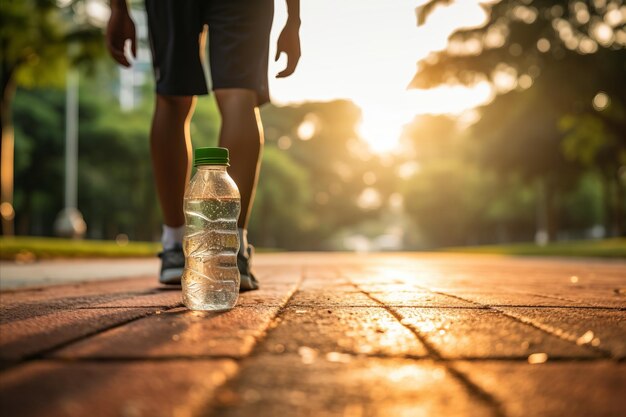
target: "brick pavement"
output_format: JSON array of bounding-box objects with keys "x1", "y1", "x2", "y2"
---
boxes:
[{"x1": 0, "y1": 253, "x2": 625, "y2": 417}]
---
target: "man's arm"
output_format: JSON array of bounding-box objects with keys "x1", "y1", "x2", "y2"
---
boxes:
[
  {"x1": 275, "y1": 0, "x2": 301, "y2": 78},
  {"x1": 106, "y1": 0, "x2": 136, "y2": 67}
]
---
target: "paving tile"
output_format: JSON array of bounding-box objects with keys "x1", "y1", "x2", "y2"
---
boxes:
[
  {"x1": 358, "y1": 283, "x2": 433, "y2": 293},
  {"x1": 455, "y1": 361, "x2": 626, "y2": 417},
  {"x1": 254, "y1": 266, "x2": 302, "y2": 284},
  {"x1": 343, "y1": 269, "x2": 419, "y2": 286},
  {"x1": 52, "y1": 305, "x2": 282, "y2": 359},
  {"x1": 499, "y1": 307, "x2": 626, "y2": 358},
  {"x1": 210, "y1": 354, "x2": 494, "y2": 417},
  {"x1": 259, "y1": 306, "x2": 427, "y2": 356},
  {"x1": 436, "y1": 290, "x2": 591, "y2": 307},
  {"x1": 0, "y1": 359, "x2": 237, "y2": 417},
  {"x1": 0, "y1": 277, "x2": 156, "y2": 307},
  {"x1": 300, "y1": 266, "x2": 358, "y2": 291},
  {"x1": 1, "y1": 254, "x2": 624, "y2": 417},
  {"x1": 235, "y1": 284, "x2": 299, "y2": 307},
  {"x1": 299, "y1": 274, "x2": 355, "y2": 291},
  {"x1": 395, "y1": 307, "x2": 598, "y2": 359},
  {"x1": 0, "y1": 275, "x2": 170, "y2": 322},
  {"x1": 0, "y1": 290, "x2": 182, "y2": 324},
  {"x1": 533, "y1": 288, "x2": 626, "y2": 308},
  {"x1": 85, "y1": 289, "x2": 183, "y2": 308},
  {"x1": 288, "y1": 290, "x2": 379, "y2": 307},
  {"x1": 371, "y1": 259, "x2": 626, "y2": 296},
  {"x1": 299, "y1": 279, "x2": 357, "y2": 291},
  {"x1": 302, "y1": 266, "x2": 341, "y2": 280},
  {"x1": 432, "y1": 287, "x2": 625, "y2": 309},
  {"x1": 0, "y1": 308, "x2": 156, "y2": 361},
  {"x1": 366, "y1": 289, "x2": 478, "y2": 307}
]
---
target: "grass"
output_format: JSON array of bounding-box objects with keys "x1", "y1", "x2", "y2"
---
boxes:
[
  {"x1": 1, "y1": 236, "x2": 624, "y2": 261},
  {"x1": 441, "y1": 238, "x2": 626, "y2": 259},
  {"x1": 0, "y1": 236, "x2": 161, "y2": 261}
]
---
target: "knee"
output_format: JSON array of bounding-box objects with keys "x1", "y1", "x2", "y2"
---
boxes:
[
  {"x1": 156, "y1": 95, "x2": 195, "y2": 120},
  {"x1": 214, "y1": 89, "x2": 258, "y2": 122}
]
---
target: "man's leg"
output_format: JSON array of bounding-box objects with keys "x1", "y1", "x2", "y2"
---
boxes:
[
  {"x1": 215, "y1": 88, "x2": 263, "y2": 291},
  {"x1": 150, "y1": 94, "x2": 196, "y2": 230},
  {"x1": 151, "y1": 94, "x2": 195, "y2": 284},
  {"x1": 214, "y1": 89, "x2": 263, "y2": 230}
]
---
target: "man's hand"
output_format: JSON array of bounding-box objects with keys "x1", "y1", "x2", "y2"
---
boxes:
[
  {"x1": 275, "y1": 20, "x2": 301, "y2": 78},
  {"x1": 106, "y1": 6, "x2": 136, "y2": 67}
]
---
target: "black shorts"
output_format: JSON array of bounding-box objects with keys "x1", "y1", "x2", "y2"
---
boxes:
[{"x1": 145, "y1": 0, "x2": 274, "y2": 105}]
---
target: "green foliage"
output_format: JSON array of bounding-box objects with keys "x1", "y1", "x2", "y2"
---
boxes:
[
  {"x1": 404, "y1": 161, "x2": 489, "y2": 246},
  {"x1": 249, "y1": 147, "x2": 312, "y2": 249},
  {"x1": 560, "y1": 114, "x2": 613, "y2": 165},
  {"x1": 560, "y1": 172, "x2": 604, "y2": 229},
  {"x1": 410, "y1": 0, "x2": 626, "y2": 238},
  {"x1": 259, "y1": 100, "x2": 383, "y2": 249},
  {"x1": 560, "y1": 109, "x2": 626, "y2": 171},
  {"x1": 399, "y1": 111, "x2": 605, "y2": 247},
  {"x1": 0, "y1": 0, "x2": 104, "y2": 89},
  {"x1": 12, "y1": 89, "x2": 66, "y2": 234},
  {"x1": 442, "y1": 238, "x2": 626, "y2": 259},
  {"x1": 12, "y1": 69, "x2": 378, "y2": 249}
]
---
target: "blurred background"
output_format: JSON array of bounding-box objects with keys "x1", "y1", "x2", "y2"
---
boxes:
[{"x1": 1, "y1": 0, "x2": 624, "y2": 254}]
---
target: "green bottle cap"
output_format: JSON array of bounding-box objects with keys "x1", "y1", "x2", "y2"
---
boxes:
[{"x1": 194, "y1": 147, "x2": 230, "y2": 166}]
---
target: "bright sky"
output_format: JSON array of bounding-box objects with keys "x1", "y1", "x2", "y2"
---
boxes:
[{"x1": 269, "y1": 0, "x2": 494, "y2": 152}]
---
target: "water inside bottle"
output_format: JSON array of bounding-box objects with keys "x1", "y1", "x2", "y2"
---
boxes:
[{"x1": 182, "y1": 198, "x2": 240, "y2": 311}]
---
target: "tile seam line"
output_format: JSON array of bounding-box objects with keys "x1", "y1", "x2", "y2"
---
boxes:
[
  {"x1": 517, "y1": 291, "x2": 606, "y2": 307},
  {"x1": 235, "y1": 271, "x2": 306, "y2": 357},
  {"x1": 350, "y1": 289, "x2": 625, "y2": 310},
  {"x1": 22, "y1": 353, "x2": 621, "y2": 364},
  {"x1": 199, "y1": 267, "x2": 307, "y2": 416},
  {"x1": 416, "y1": 286, "x2": 615, "y2": 360},
  {"x1": 283, "y1": 304, "x2": 626, "y2": 310},
  {"x1": 0, "y1": 304, "x2": 184, "y2": 373},
  {"x1": 2, "y1": 269, "x2": 305, "y2": 373},
  {"x1": 0, "y1": 277, "x2": 162, "y2": 294},
  {"x1": 71, "y1": 303, "x2": 285, "y2": 310},
  {"x1": 347, "y1": 280, "x2": 508, "y2": 417},
  {"x1": 245, "y1": 264, "x2": 309, "y2": 351},
  {"x1": 0, "y1": 289, "x2": 182, "y2": 310}
]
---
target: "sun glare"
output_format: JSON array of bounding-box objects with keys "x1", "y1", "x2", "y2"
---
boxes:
[{"x1": 269, "y1": 0, "x2": 492, "y2": 153}]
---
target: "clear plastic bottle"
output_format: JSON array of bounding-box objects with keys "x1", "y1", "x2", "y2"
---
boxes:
[{"x1": 182, "y1": 147, "x2": 241, "y2": 311}]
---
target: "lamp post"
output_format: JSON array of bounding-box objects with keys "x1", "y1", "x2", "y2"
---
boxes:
[{"x1": 54, "y1": 65, "x2": 86, "y2": 238}]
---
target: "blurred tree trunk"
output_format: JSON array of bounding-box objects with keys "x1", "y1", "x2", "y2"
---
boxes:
[
  {"x1": 609, "y1": 169, "x2": 625, "y2": 237},
  {"x1": 535, "y1": 178, "x2": 559, "y2": 244},
  {"x1": 614, "y1": 180, "x2": 624, "y2": 237},
  {"x1": 602, "y1": 175, "x2": 611, "y2": 238},
  {"x1": 260, "y1": 199, "x2": 271, "y2": 248},
  {"x1": 1, "y1": 58, "x2": 16, "y2": 236},
  {"x1": 17, "y1": 191, "x2": 32, "y2": 235},
  {"x1": 546, "y1": 180, "x2": 558, "y2": 242},
  {"x1": 601, "y1": 169, "x2": 625, "y2": 238}
]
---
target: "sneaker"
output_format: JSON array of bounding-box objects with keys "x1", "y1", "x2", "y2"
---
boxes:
[
  {"x1": 158, "y1": 243, "x2": 184, "y2": 285},
  {"x1": 238, "y1": 244, "x2": 259, "y2": 292}
]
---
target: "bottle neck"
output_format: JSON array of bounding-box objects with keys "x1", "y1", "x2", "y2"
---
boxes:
[{"x1": 196, "y1": 165, "x2": 228, "y2": 172}]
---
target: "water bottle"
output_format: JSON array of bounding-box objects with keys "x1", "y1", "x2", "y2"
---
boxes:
[{"x1": 182, "y1": 147, "x2": 241, "y2": 311}]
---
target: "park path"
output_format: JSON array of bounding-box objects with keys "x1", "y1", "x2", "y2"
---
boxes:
[{"x1": 0, "y1": 253, "x2": 625, "y2": 417}]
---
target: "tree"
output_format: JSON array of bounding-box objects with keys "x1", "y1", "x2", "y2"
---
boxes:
[
  {"x1": 403, "y1": 160, "x2": 491, "y2": 247},
  {"x1": 560, "y1": 99, "x2": 626, "y2": 235},
  {"x1": 0, "y1": 0, "x2": 103, "y2": 235},
  {"x1": 260, "y1": 100, "x2": 384, "y2": 249},
  {"x1": 248, "y1": 147, "x2": 312, "y2": 249},
  {"x1": 412, "y1": 0, "x2": 626, "y2": 238}
]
